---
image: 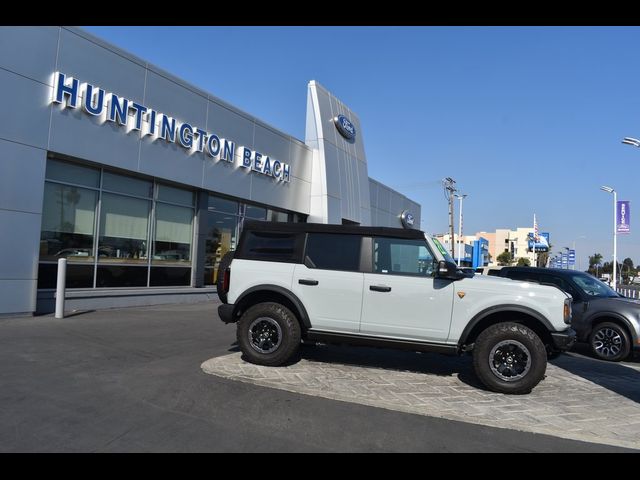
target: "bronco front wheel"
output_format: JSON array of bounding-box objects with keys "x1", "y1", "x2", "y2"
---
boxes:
[{"x1": 473, "y1": 322, "x2": 547, "y2": 394}]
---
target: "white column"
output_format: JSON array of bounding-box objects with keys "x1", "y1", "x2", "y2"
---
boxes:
[{"x1": 55, "y1": 258, "x2": 67, "y2": 319}]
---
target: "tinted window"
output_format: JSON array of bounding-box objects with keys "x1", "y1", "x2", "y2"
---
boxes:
[
  {"x1": 503, "y1": 271, "x2": 534, "y2": 281},
  {"x1": 45, "y1": 158, "x2": 100, "y2": 188},
  {"x1": 242, "y1": 231, "x2": 298, "y2": 261},
  {"x1": 538, "y1": 274, "x2": 581, "y2": 299},
  {"x1": 304, "y1": 233, "x2": 361, "y2": 271},
  {"x1": 208, "y1": 195, "x2": 239, "y2": 214}
]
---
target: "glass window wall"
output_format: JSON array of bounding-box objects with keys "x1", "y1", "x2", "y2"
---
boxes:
[
  {"x1": 98, "y1": 193, "x2": 150, "y2": 263},
  {"x1": 39, "y1": 159, "x2": 305, "y2": 290},
  {"x1": 40, "y1": 182, "x2": 97, "y2": 262},
  {"x1": 204, "y1": 208, "x2": 238, "y2": 285},
  {"x1": 39, "y1": 158, "x2": 195, "y2": 289},
  {"x1": 152, "y1": 203, "x2": 193, "y2": 264}
]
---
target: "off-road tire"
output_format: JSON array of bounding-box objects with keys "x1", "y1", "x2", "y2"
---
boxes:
[
  {"x1": 215, "y1": 251, "x2": 234, "y2": 304},
  {"x1": 473, "y1": 322, "x2": 547, "y2": 394},
  {"x1": 588, "y1": 322, "x2": 631, "y2": 362},
  {"x1": 237, "y1": 302, "x2": 301, "y2": 366}
]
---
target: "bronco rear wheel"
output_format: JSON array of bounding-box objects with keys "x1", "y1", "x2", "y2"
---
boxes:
[
  {"x1": 473, "y1": 322, "x2": 547, "y2": 394},
  {"x1": 237, "y1": 302, "x2": 301, "y2": 366}
]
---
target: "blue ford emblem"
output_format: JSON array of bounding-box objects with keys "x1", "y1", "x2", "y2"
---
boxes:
[
  {"x1": 400, "y1": 210, "x2": 415, "y2": 229},
  {"x1": 334, "y1": 115, "x2": 356, "y2": 140}
]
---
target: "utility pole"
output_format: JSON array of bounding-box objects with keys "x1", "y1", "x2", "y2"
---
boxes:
[
  {"x1": 454, "y1": 193, "x2": 467, "y2": 267},
  {"x1": 442, "y1": 177, "x2": 457, "y2": 258}
]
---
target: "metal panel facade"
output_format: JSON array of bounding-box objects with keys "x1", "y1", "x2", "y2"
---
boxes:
[{"x1": 0, "y1": 26, "x2": 420, "y2": 316}]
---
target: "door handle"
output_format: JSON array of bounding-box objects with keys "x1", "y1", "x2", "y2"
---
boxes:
[
  {"x1": 369, "y1": 285, "x2": 391, "y2": 292},
  {"x1": 298, "y1": 279, "x2": 319, "y2": 286}
]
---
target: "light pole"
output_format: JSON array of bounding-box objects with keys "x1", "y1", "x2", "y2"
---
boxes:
[
  {"x1": 454, "y1": 193, "x2": 467, "y2": 267},
  {"x1": 600, "y1": 185, "x2": 617, "y2": 291},
  {"x1": 572, "y1": 235, "x2": 587, "y2": 271},
  {"x1": 622, "y1": 136, "x2": 640, "y2": 148}
]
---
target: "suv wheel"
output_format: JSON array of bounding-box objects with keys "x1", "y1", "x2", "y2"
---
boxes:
[
  {"x1": 237, "y1": 302, "x2": 301, "y2": 366},
  {"x1": 473, "y1": 322, "x2": 547, "y2": 394},
  {"x1": 588, "y1": 322, "x2": 631, "y2": 362}
]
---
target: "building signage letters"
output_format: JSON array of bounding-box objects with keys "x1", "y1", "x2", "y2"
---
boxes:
[{"x1": 51, "y1": 72, "x2": 291, "y2": 182}]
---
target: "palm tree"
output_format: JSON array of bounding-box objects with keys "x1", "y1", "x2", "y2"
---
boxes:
[{"x1": 589, "y1": 253, "x2": 603, "y2": 276}]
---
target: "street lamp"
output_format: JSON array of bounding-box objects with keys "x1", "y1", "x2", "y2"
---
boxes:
[
  {"x1": 454, "y1": 193, "x2": 467, "y2": 267},
  {"x1": 572, "y1": 235, "x2": 587, "y2": 271},
  {"x1": 600, "y1": 185, "x2": 617, "y2": 291},
  {"x1": 622, "y1": 137, "x2": 640, "y2": 148}
]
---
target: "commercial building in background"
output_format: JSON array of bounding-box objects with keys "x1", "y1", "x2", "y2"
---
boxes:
[
  {"x1": 436, "y1": 226, "x2": 553, "y2": 268},
  {"x1": 433, "y1": 233, "x2": 489, "y2": 268},
  {"x1": 476, "y1": 227, "x2": 551, "y2": 266},
  {"x1": 0, "y1": 27, "x2": 420, "y2": 316}
]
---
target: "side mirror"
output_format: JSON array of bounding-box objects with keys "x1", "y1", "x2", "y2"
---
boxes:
[{"x1": 435, "y1": 260, "x2": 465, "y2": 280}]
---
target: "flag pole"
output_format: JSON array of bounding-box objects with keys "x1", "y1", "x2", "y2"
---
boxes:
[{"x1": 533, "y1": 213, "x2": 536, "y2": 267}]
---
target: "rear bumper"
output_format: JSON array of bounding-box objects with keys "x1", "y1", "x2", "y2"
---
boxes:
[
  {"x1": 218, "y1": 303, "x2": 236, "y2": 324},
  {"x1": 551, "y1": 328, "x2": 577, "y2": 351}
]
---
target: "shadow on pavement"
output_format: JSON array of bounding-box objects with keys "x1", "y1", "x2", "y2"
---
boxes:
[
  {"x1": 291, "y1": 342, "x2": 478, "y2": 379},
  {"x1": 551, "y1": 347, "x2": 640, "y2": 403},
  {"x1": 59, "y1": 310, "x2": 96, "y2": 318}
]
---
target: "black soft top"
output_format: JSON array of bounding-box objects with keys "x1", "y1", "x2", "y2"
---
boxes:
[{"x1": 242, "y1": 220, "x2": 426, "y2": 240}]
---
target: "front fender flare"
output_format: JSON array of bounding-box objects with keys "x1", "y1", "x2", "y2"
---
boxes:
[{"x1": 458, "y1": 304, "x2": 555, "y2": 346}]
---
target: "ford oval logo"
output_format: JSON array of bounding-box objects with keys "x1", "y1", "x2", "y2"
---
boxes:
[
  {"x1": 334, "y1": 115, "x2": 356, "y2": 140},
  {"x1": 400, "y1": 210, "x2": 415, "y2": 229}
]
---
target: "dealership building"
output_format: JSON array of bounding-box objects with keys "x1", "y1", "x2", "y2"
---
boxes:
[{"x1": 0, "y1": 26, "x2": 421, "y2": 317}]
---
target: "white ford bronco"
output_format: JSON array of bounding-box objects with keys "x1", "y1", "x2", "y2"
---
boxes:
[{"x1": 217, "y1": 221, "x2": 576, "y2": 394}]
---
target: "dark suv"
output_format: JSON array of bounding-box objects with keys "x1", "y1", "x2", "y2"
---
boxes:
[{"x1": 498, "y1": 267, "x2": 640, "y2": 361}]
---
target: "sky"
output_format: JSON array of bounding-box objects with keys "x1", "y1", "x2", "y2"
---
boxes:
[{"x1": 83, "y1": 26, "x2": 640, "y2": 270}]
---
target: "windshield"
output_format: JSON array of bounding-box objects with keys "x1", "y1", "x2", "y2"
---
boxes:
[
  {"x1": 430, "y1": 236, "x2": 456, "y2": 264},
  {"x1": 569, "y1": 272, "x2": 620, "y2": 298}
]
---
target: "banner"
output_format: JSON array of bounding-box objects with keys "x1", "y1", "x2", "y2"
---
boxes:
[
  {"x1": 617, "y1": 201, "x2": 630, "y2": 234},
  {"x1": 528, "y1": 232, "x2": 550, "y2": 252},
  {"x1": 568, "y1": 249, "x2": 575, "y2": 266}
]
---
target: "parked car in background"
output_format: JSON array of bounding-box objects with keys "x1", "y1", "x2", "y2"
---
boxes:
[
  {"x1": 498, "y1": 267, "x2": 640, "y2": 362},
  {"x1": 475, "y1": 266, "x2": 503, "y2": 276}
]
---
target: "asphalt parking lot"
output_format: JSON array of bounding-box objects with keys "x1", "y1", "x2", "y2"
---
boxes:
[{"x1": 1, "y1": 301, "x2": 638, "y2": 452}]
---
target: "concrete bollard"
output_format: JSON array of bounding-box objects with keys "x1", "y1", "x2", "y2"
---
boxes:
[{"x1": 55, "y1": 258, "x2": 67, "y2": 319}]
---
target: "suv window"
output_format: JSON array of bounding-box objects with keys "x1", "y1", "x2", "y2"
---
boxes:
[
  {"x1": 538, "y1": 274, "x2": 581, "y2": 300},
  {"x1": 304, "y1": 233, "x2": 361, "y2": 271},
  {"x1": 373, "y1": 237, "x2": 434, "y2": 276},
  {"x1": 504, "y1": 271, "x2": 532, "y2": 282},
  {"x1": 240, "y1": 231, "x2": 300, "y2": 262}
]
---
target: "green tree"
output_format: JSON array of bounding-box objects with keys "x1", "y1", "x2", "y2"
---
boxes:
[
  {"x1": 517, "y1": 257, "x2": 531, "y2": 267},
  {"x1": 621, "y1": 258, "x2": 635, "y2": 284},
  {"x1": 497, "y1": 251, "x2": 513, "y2": 266}
]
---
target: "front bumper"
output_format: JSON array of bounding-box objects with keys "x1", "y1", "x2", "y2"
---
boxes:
[
  {"x1": 218, "y1": 303, "x2": 236, "y2": 324},
  {"x1": 550, "y1": 328, "x2": 577, "y2": 351}
]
